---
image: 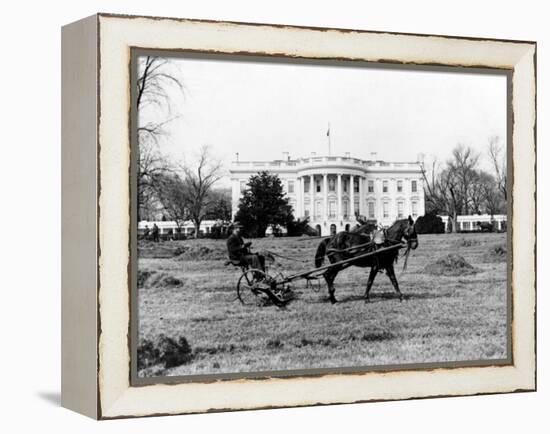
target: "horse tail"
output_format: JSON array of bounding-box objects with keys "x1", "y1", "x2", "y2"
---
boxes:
[{"x1": 315, "y1": 238, "x2": 329, "y2": 268}]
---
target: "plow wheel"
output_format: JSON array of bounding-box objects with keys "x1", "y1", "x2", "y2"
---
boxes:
[
  {"x1": 236, "y1": 269, "x2": 286, "y2": 307},
  {"x1": 237, "y1": 269, "x2": 270, "y2": 305}
]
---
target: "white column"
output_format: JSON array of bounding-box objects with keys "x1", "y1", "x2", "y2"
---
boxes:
[
  {"x1": 296, "y1": 176, "x2": 304, "y2": 217},
  {"x1": 337, "y1": 173, "x2": 342, "y2": 220},
  {"x1": 296, "y1": 177, "x2": 302, "y2": 217},
  {"x1": 359, "y1": 176, "x2": 364, "y2": 217},
  {"x1": 310, "y1": 174, "x2": 315, "y2": 220},
  {"x1": 350, "y1": 174, "x2": 355, "y2": 218},
  {"x1": 323, "y1": 173, "x2": 328, "y2": 222}
]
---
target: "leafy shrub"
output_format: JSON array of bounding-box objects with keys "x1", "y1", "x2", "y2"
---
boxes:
[
  {"x1": 287, "y1": 217, "x2": 317, "y2": 237},
  {"x1": 415, "y1": 213, "x2": 445, "y2": 234}
]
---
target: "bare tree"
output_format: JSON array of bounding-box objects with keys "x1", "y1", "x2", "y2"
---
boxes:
[
  {"x1": 439, "y1": 168, "x2": 462, "y2": 233},
  {"x1": 467, "y1": 170, "x2": 486, "y2": 215},
  {"x1": 153, "y1": 173, "x2": 189, "y2": 228},
  {"x1": 469, "y1": 170, "x2": 504, "y2": 216},
  {"x1": 137, "y1": 134, "x2": 175, "y2": 221},
  {"x1": 181, "y1": 145, "x2": 224, "y2": 238},
  {"x1": 420, "y1": 157, "x2": 459, "y2": 232},
  {"x1": 137, "y1": 56, "x2": 185, "y2": 112},
  {"x1": 204, "y1": 188, "x2": 232, "y2": 222},
  {"x1": 448, "y1": 144, "x2": 480, "y2": 215},
  {"x1": 136, "y1": 56, "x2": 185, "y2": 220},
  {"x1": 488, "y1": 136, "x2": 507, "y2": 201},
  {"x1": 421, "y1": 145, "x2": 481, "y2": 232},
  {"x1": 480, "y1": 177, "x2": 504, "y2": 217},
  {"x1": 420, "y1": 156, "x2": 442, "y2": 213}
]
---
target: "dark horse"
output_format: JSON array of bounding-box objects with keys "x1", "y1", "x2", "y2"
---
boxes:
[{"x1": 315, "y1": 216, "x2": 419, "y2": 304}]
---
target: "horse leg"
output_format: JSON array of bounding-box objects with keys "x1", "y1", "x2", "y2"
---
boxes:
[
  {"x1": 364, "y1": 265, "x2": 378, "y2": 303},
  {"x1": 386, "y1": 264, "x2": 403, "y2": 301},
  {"x1": 323, "y1": 268, "x2": 338, "y2": 304}
]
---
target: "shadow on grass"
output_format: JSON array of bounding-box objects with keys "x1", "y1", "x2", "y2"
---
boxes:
[
  {"x1": 309, "y1": 289, "x2": 457, "y2": 305},
  {"x1": 339, "y1": 293, "x2": 402, "y2": 304},
  {"x1": 404, "y1": 290, "x2": 459, "y2": 300}
]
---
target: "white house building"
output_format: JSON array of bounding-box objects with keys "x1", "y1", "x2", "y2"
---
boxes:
[{"x1": 229, "y1": 152, "x2": 425, "y2": 236}]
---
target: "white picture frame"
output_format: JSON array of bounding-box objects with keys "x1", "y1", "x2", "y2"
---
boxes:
[{"x1": 61, "y1": 13, "x2": 536, "y2": 419}]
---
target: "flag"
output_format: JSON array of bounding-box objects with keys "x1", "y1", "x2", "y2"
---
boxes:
[{"x1": 326, "y1": 124, "x2": 330, "y2": 136}]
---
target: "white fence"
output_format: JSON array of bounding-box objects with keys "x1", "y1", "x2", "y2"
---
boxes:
[
  {"x1": 438, "y1": 214, "x2": 507, "y2": 232},
  {"x1": 138, "y1": 220, "x2": 222, "y2": 237}
]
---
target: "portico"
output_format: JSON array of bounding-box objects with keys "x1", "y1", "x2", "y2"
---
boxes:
[{"x1": 299, "y1": 172, "x2": 364, "y2": 234}]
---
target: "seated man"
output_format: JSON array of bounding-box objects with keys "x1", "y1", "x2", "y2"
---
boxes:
[{"x1": 226, "y1": 223, "x2": 265, "y2": 272}]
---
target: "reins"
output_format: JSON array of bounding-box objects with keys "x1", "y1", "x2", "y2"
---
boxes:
[{"x1": 265, "y1": 250, "x2": 311, "y2": 264}]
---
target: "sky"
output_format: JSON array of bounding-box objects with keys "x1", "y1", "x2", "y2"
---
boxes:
[{"x1": 139, "y1": 54, "x2": 507, "y2": 185}]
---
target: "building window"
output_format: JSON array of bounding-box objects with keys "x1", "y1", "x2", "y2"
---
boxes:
[
  {"x1": 368, "y1": 202, "x2": 375, "y2": 219},
  {"x1": 304, "y1": 179, "x2": 310, "y2": 193},
  {"x1": 240, "y1": 181, "x2": 246, "y2": 192},
  {"x1": 397, "y1": 180, "x2": 403, "y2": 193},
  {"x1": 462, "y1": 221, "x2": 471, "y2": 230},
  {"x1": 397, "y1": 201, "x2": 404, "y2": 218},
  {"x1": 288, "y1": 181, "x2": 294, "y2": 193},
  {"x1": 383, "y1": 201, "x2": 389, "y2": 218},
  {"x1": 328, "y1": 178, "x2": 336, "y2": 192},
  {"x1": 354, "y1": 200, "x2": 360, "y2": 213},
  {"x1": 412, "y1": 201, "x2": 418, "y2": 218},
  {"x1": 411, "y1": 180, "x2": 417, "y2": 193},
  {"x1": 354, "y1": 179, "x2": 359, "y2": 193},
  {"x1": 328, "y1": 200, "x2": 336, "y2": 218},
  {"x1": 343, "y1": 179, "x2": 348, "y2": 193},
  {"x1": 343, "y1": 200, "x2": 349, "y2": 218},
  {"x1": 316, "y1": 180, "x2": 321, "y2": 193},
  {"x1": 368, "y1": 180, "x2": 374, "y2": 193},
  {"x1": 315, "y1": 200, "x2": 322, "y2": 218},
  {"x1": 382, "y1": 180, "x2": 388, "y2": 193}
]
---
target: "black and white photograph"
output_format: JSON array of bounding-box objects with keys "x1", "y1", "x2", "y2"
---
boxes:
[
  {"x1": 2, "y1": 0, "x2": 546, "y2": 427},
  {"x1": 133, "y1": 53, "x2": 510, "y2": 380}
]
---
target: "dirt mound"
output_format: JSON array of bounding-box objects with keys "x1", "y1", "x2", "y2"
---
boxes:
[
  {"x1": 424, "y1": 254, "x2": 479, "y2": 276},
  {"x1": 138, "y1": 270, "x2": 184, "y2": 288},
  {"x1": 483, "y1": 243, "x2": 507, "y2": 263},
  {"x1": 454, "y1": 238, "x2": 479, "y2": 248},
  {"x1": 175, "y1": 244, "x2": 226, "y2": 261},
  {"x1": 138, "y1": 241, "x2": 226, "y2": 261},
  {"x1": 138, "y1": 242, "x2": 186, "y2": 258},
  {"x1": 137, "y1": 334, "x2": 193, "y2": 370},
  {"x1": 137, "y1": 270, "x2": 154, "y2": 287}
]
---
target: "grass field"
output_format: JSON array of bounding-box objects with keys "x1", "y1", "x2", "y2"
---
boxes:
[{"x1": 137, "y1": 232, "x2": 508, "y2": 378}]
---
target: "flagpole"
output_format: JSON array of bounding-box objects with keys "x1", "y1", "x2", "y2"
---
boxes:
[{"x1": 327, "y1": 122, "x2": 331, "y2": 156}]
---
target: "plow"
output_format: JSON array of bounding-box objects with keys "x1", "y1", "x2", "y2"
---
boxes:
[{"x1": 233, "y1": 242, "x2": 406, "y2": 307}]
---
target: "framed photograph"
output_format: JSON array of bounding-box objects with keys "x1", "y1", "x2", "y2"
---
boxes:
[{"x1": 61, "y1": 13, "x2": 536, "y2": 419}]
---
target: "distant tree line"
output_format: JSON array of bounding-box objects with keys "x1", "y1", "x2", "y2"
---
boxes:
[
  {"x1": 136, "y1": 56, "x2": 232, "y2": 238},
  {"x1": 421, "y1": 138, "x2": 506, "y2": 233}
]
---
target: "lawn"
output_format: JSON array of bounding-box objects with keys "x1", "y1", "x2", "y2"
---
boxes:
[{"x1": 137, "y1": 232, "x2": 508, "y2": 378}]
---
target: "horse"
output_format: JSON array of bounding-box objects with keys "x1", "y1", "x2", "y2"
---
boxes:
[{"x1": 314, "y1": 216, "x2": 419, "y2": 304}]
